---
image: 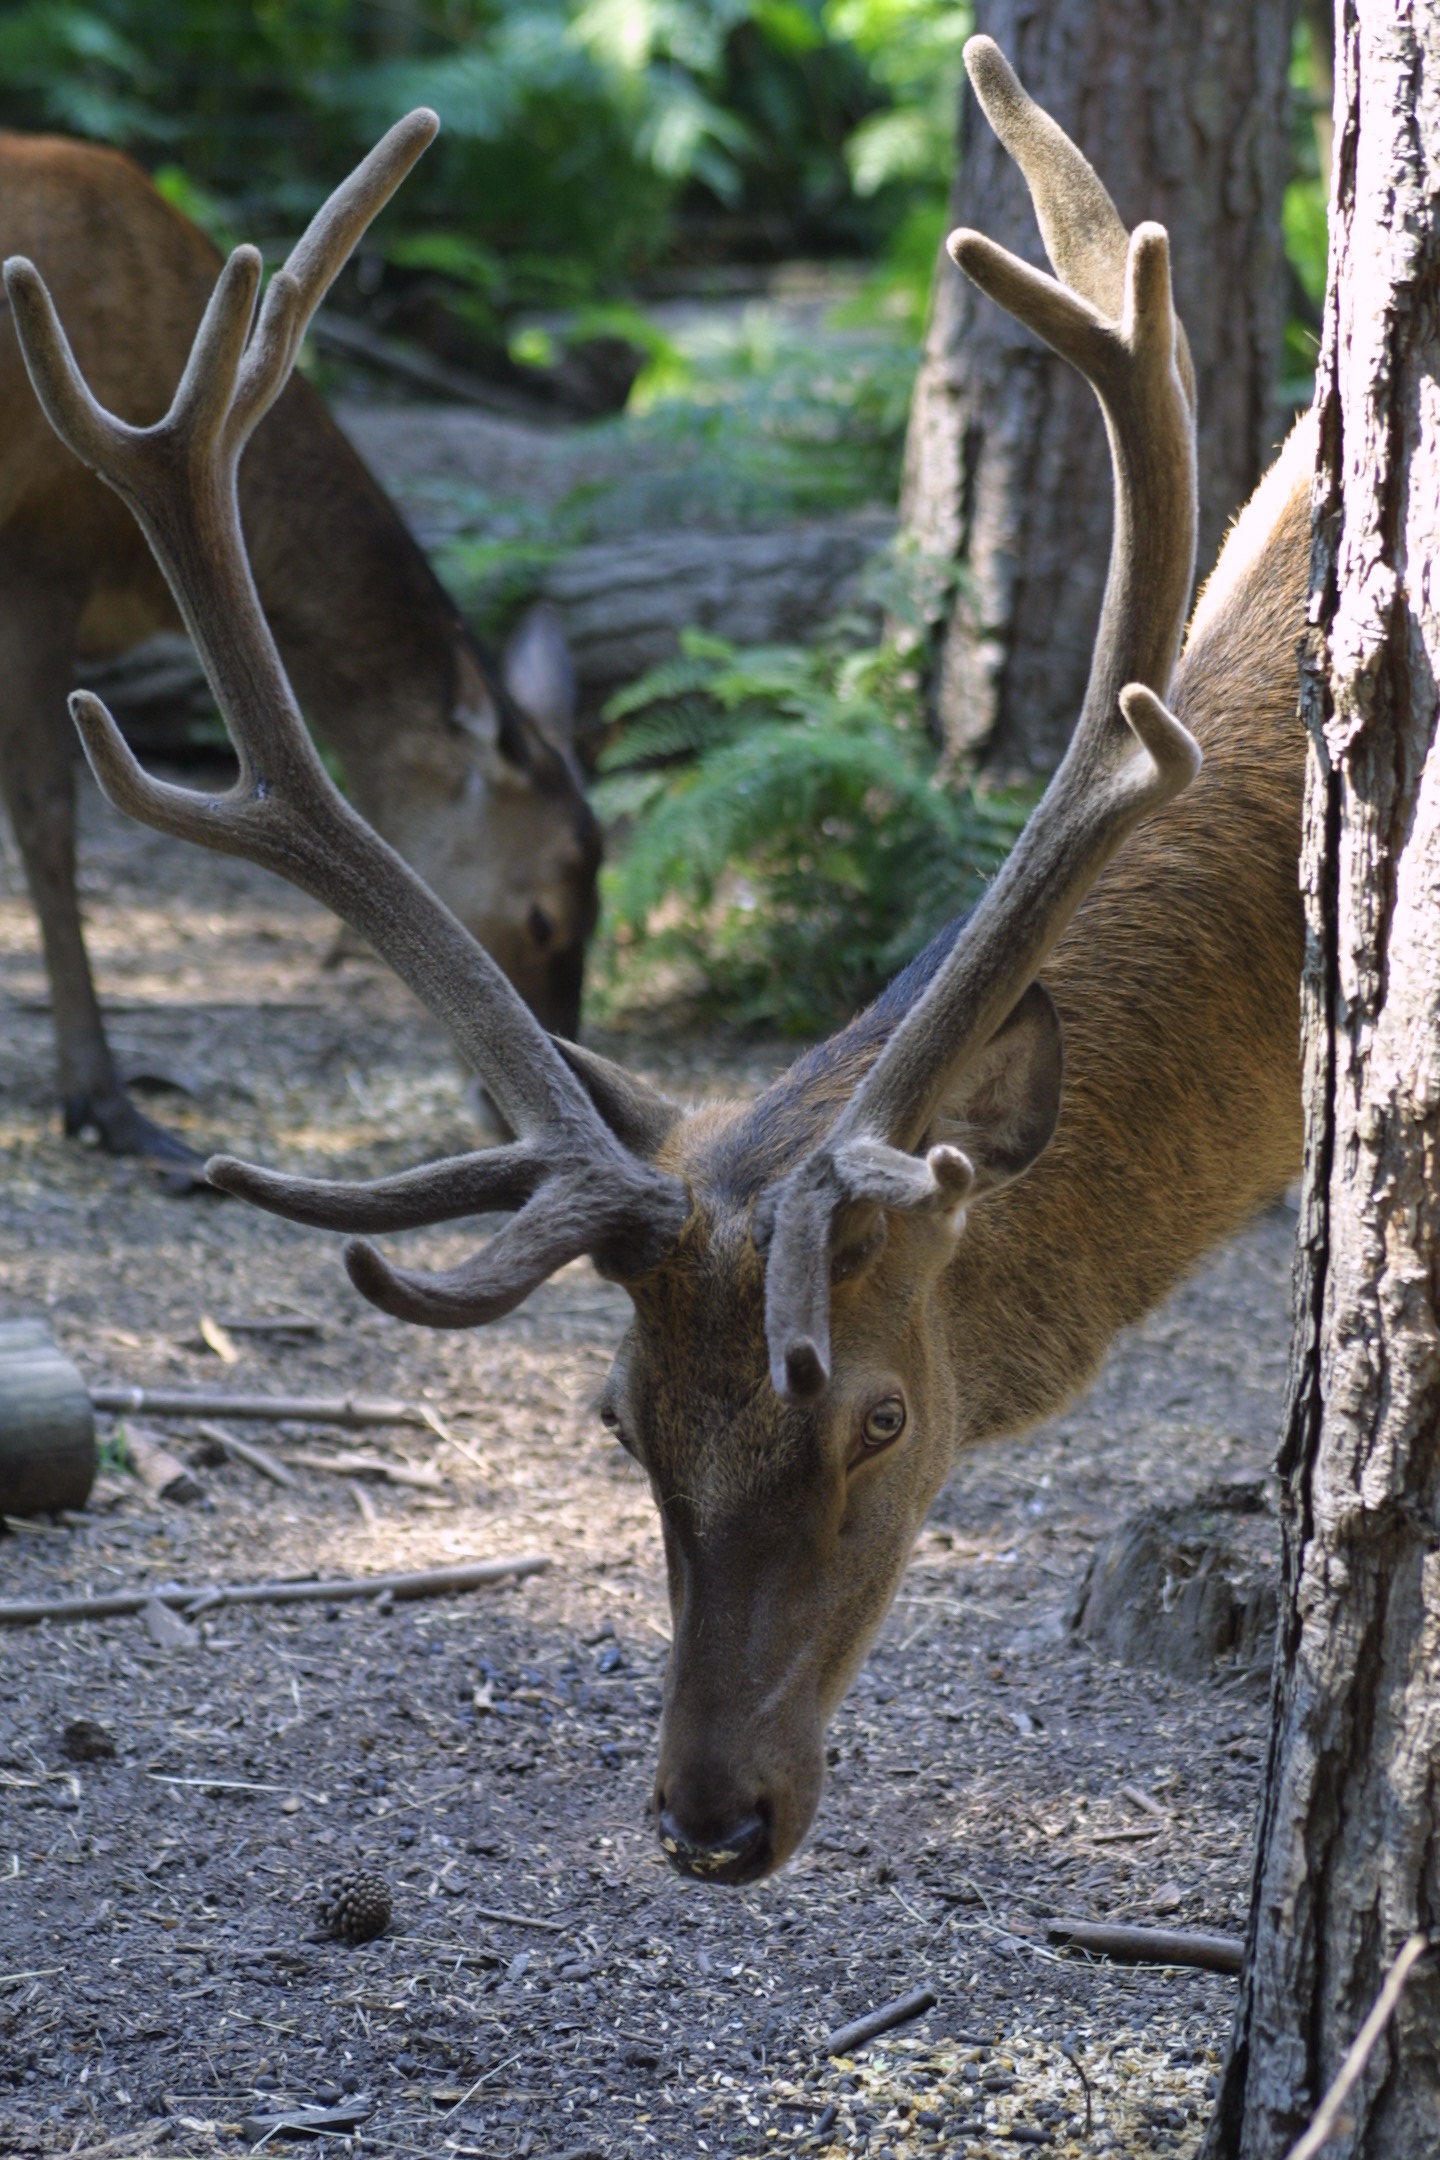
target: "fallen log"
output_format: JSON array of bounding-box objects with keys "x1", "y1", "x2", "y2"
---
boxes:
[
  {"x1": 83, "y1": 511, "x2": 894, "y2": 729},
  {"x1": 311, "y1": 310, "x2": 541, "y2": 417},
  {"x1": 0, "y1": 1556, "x2": 548, "y2": 1628},
  {"x1": 540, "y1": 513, "x2": 893, "y2": 699},
  {"x1": 0, "y1": 1320, "x2": 96, "y2": 1518},
  {"x1": 1044, "y1": 1919, "x2": 1243, "y2": 1975}
]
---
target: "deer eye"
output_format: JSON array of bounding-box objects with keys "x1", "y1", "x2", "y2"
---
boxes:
[
  {"x1": 860, "y1": 1395, "x2": 907, "y2": 1453},
  {"x1": 599, "y1": 1400, "x2": 639, "y2": 1458}
]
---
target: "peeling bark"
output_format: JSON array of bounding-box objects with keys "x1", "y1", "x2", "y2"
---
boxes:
[
  {"x1": 902, "y1": 0, "x2": 1291, "y2": 773},
  {"x1": 1205, "y1": 5, "x2": 1440, "y2": 2155}
]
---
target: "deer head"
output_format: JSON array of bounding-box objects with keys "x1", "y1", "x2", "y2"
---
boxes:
[
  {"x1": 5, "y1": 39, "x2": 1200, "y2": 1881},
  {"x1": 389, "y1": 624, "x2": 598, "y2": 1039}
]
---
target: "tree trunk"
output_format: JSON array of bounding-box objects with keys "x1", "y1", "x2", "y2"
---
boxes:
[
  {"x1": 1204, "y1": 5, "x2": 1440, "y2": 2155},
  {"x1": 902, "y1": 0, "x2": 1292, "y2": 773}
]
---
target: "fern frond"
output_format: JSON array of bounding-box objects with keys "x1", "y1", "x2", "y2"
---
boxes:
[{"x1": 595, "y1": 606, "x2": 1036, "y2": 1032}]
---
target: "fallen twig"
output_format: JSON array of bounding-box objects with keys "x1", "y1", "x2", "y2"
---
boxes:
[
  {"x1": 824, "y1": 1986, "x2": 937, "y2": 2057},
  {"x1": 122, "y1": 1424, "x2": 202, "y2": 1504},
  {"x1": 196, "y1": 1421, "x2": 296, "y2": 1490},
  {"x1": 198, "y1": 1315, "x2": 239, "y2": 1363},
  {"x1": 1045, "y1": 1919, "x2": 1242, "y2": 1975},
  {"x1": 1060, "y1": 2036, "x2": 1093, "y2": 2136},
  {"x1": 282, "y1": 1447, "x2": 443, "y2": 1491},
  {"x1": 472, "y1": 1905, "x2": 569, "y2": 1934},
  {"x1": 348, "y1": 1478, "x2": 379, "y2": 1525},
  {"x1": 0, "y1": 1556, "x2": 548, "y2": 1627},
  {"x1": 90, "y1": 1386, "x2": 429, "y2": 1427},
  {"x1": 1284, "y1": 1932, "x2": 1434, "y2": 2160},
  {"x1": 1119, "y1": 1782, "x2": 1169, "y2": 1820},
  {"x1": 310, "y1": 310, "x2": 544, "y2": 418},
  {"x1": 420, "y1": 1402, "x2": 487, "y2": 1472},
  {"x1": 440, "y1": 2050, "x2": 525, "y2": 2122},
  {"x1": 242, "y1": 2096, "x2": 373, "y2": 2143},
  {"x1": 212, "y1": 1312, "x2": 322, "y2": 1339}
]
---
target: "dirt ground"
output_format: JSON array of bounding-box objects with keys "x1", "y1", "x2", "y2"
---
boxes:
[{"x1": 0, "y1": 766, "x2": 1293, "y2": 2160}]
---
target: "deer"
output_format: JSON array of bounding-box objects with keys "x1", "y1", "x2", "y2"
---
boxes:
[
  {"x1": 5, "y1": 38, "x2": 1313, "y2": 1883},
  {"x1": 0, "y1": 128, "x2": 600, "y2": 1168}
]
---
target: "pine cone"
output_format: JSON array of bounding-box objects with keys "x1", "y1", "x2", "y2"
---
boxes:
[{"x1": 320, "y1": 1867, "x2": 392, "y2": 1945}]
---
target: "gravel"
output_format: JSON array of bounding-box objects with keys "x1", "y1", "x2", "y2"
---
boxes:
[{"x1": 0, "y1": 768, "x2": 1294, "y2": 2159}]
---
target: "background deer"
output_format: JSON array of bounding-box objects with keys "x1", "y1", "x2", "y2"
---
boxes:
[
  {"x1": 6, "y1": 41, "x2": 1311, "y2": 1882},
  {"x1": 0, "y1": 130, "x2": 599, "y2": 1166}
]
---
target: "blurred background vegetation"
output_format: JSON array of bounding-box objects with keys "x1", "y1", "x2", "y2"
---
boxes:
[
  {"x1": 0, "y1": 0, "x2": 1333, "y2": 1033},
  {"x1": 0, "y1": 0, "x2": 963, "y2": 333}
]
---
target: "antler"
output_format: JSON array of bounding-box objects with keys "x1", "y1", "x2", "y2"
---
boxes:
[
  {"x1": 4, "y1": 120, "x2": 689, "y2": 1323},
  {"x1": 758, "y1": 36, "x2": 1202, "y2": 1402}
]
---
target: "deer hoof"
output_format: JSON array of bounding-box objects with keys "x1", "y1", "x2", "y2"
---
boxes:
[{"x1": 63, "y1": 1088, "x2": 209, "y2": 1180}]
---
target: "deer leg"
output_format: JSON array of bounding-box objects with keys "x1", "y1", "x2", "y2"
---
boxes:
[{"x1": 0, "y1": 575, "x2": 202, "y2": 1166}]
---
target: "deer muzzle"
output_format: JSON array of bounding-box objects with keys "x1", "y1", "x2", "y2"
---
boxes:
[
  {"x1": 652, "y1": 1529, "x2": 829, "y2": 1884},
  {"x1": 657, "y1": 1797, "x2": 773, "y2": 1885}
]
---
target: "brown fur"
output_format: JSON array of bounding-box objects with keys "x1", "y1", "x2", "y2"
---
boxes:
[
  {"x1": 609, "y1": 416, "x2": 1313, "y2": 1877},
  {"x1": 0, "y1": 131, "x2": 598, "y2": 1149},
  {"x1": 8, "y1": 128, "x2": 1315, "y2": 1882}
]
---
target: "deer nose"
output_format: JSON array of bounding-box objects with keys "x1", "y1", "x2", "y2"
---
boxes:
[{"x1": 657, "y1": 1801, "x2": 772, "y2": 1885}]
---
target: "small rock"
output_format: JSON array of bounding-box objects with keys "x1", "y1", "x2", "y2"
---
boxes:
[
  {"x1": 142, "y1": 1596, "x2": 196, "y2": 1650},
  {"x1": 60, "y1": 1717, "x2": 116, "y2": 1763}
]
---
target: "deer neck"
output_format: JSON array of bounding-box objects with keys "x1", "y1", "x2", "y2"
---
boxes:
[
  {"x1": 937, "y1": 433, "x2": 1316, "y2": 1452},
  {"x1": 239, "y1": 376, "x2": 464, "y2": 808}
]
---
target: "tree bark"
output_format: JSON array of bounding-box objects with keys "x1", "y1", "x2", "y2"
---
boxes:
[
  {"x1": 902, "y1": 0, "x2": 1292, "y2": 773},
  {"x1": 1204, "y1": 5, "x2": 1440, "y2": 2155}
]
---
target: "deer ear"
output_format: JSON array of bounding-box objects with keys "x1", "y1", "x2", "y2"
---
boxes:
[
  {"x1": 929, "y1": 981, "x2": 1063, "y2": 1198},
  {"x1": 503, "y1": 602, "x2": 577, "y2": 748},
  {"x1": 554, "y1": 1037, "x2": 683, "y2": 1160}
]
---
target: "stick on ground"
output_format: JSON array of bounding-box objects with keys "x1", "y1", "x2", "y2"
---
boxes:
[
  {"x1": 472, "y1": 1906, "x2": 569, "y2": 1935},
  {"x1": 0, "y1": 1556, "x2": 548, "y2": 1627},
  {"x1": 195, "y1": 1421, "x2": 297, "y2": 1490},
  {"x1": 1045, "y1": 1920, "x2": 1243, "y2": 1975},
  {"x1": 121, "y1": 1424, "x2": 203, "y2": 1504},
  {"x1": 90, "y1": 1386, "x2": 430, "y2": 1428},
  {"x1": 282, "y1": 1447, "x2": 443, "y2": 1490},
  {"x1": 1284, "y1": 1932, "x2": 1434, "y2": 2160},
  {"x1": 824, "y1": 1987, "x2": 937, "y2": 2057}
]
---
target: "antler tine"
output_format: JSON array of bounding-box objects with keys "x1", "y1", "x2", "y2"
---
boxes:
[
  {"x1": 345, "y1": 1158, "x2": 677, "y2": 1327},
  {"x1": 965, "y1": 38, "x2": 1124, "y2": 319},
  {"x1": 168, "y1": 245, "x2": 266, "y2": 450},
  {"x1": 206, "y1": 1141, "x2": 543, "y2": 1233},
  {"x1": 759, "y1": 37, "x2": 1202, "y2": 1401},
  {"x1": 230, "y1": 109, "x2": 439, "y2": 443},
  {"x1": 1, "y1": 258, "x2": 149, "y2": 482},
  {"x1": 7, "y1": 122, "x2": 692, "y2": 1323}
]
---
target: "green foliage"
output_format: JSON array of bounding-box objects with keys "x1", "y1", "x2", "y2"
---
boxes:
[
  {"x1": 592, "y1": 614, "x2": 1031, "y2": 1033},
  {"x1": 98, "y1": 1424, "x2": 132, "y2": 1474},
  {"x1": 1281, "y1": 11, "x2": 1332, "y2": 410},
  {"x1": 426, "y1": 292, "x2": 917, "y2": 639},
  {"x1": 0, "y1": 0, "x2": 962, "y2": 320}
]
